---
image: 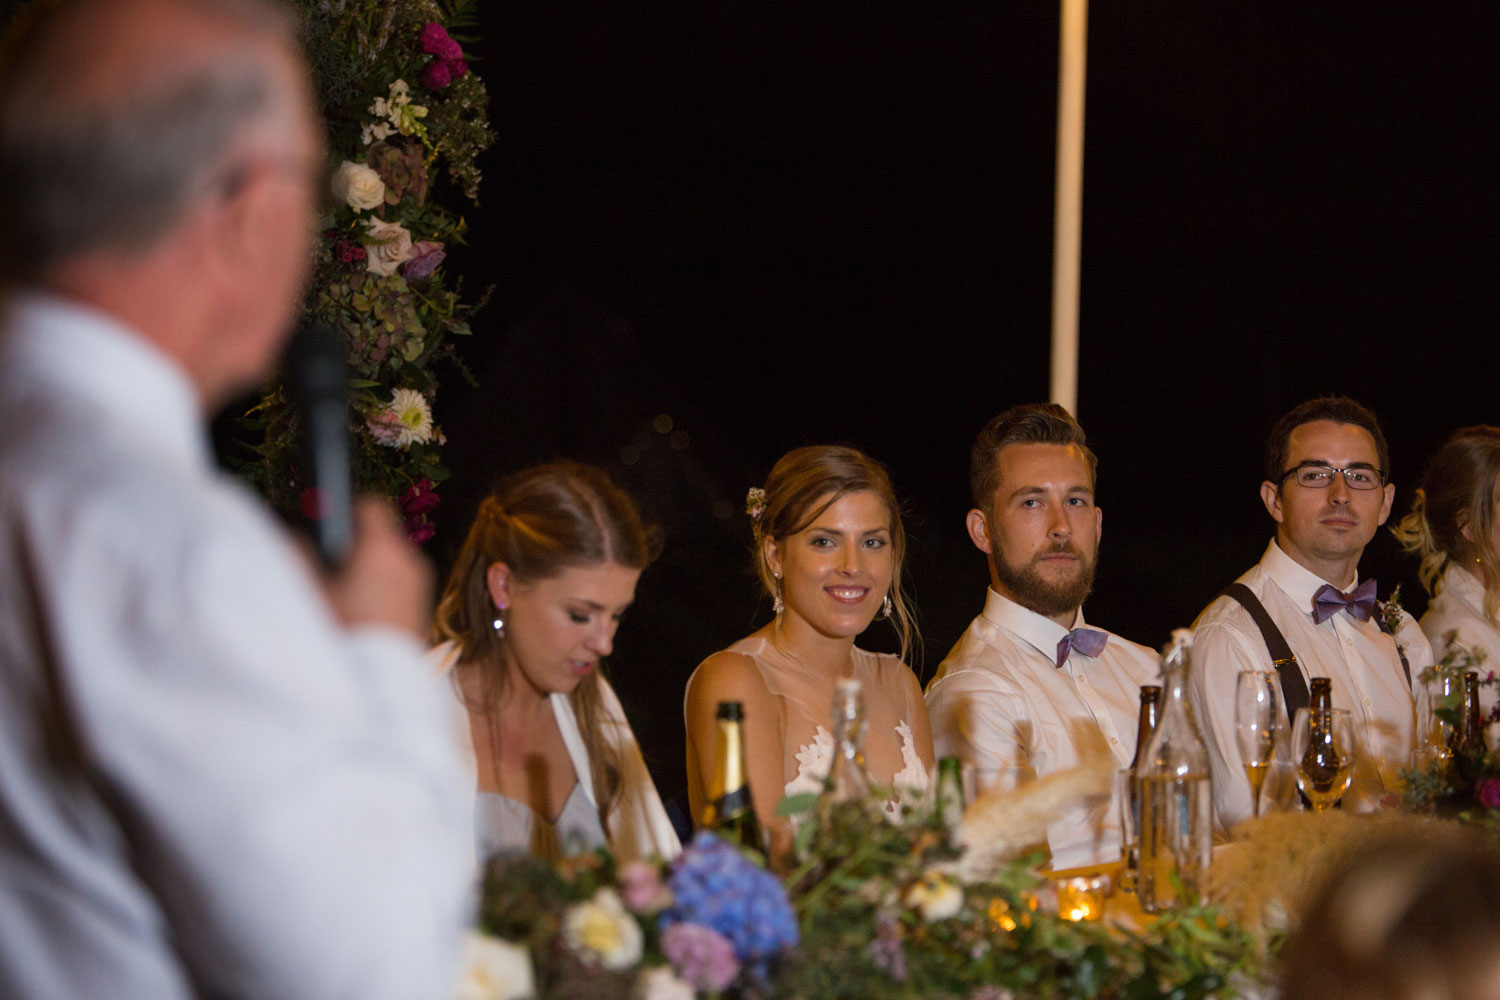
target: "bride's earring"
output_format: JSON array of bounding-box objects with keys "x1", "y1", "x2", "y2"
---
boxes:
[
  {"x1": 882, "y1": 593, "x2": 893, "y2": 618},
  {"x1": 772, "y1": 572, "x2": 785, "y2": 616}
]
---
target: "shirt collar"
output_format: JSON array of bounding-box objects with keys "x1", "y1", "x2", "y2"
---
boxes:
[
  {"x1": 3, "y1": 290, "x2": 210, "y2": 471},
  {"x1": 1260, "y1": 538, "x2": 1360, "y2": 614},
  {"x1": 979, "y1": 586, "x2": 1085, "y2": 663}
]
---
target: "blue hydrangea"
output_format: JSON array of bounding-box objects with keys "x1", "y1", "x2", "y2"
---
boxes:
[{"x1": 659, "y1": 832, "x2": 799, "y2": 966}]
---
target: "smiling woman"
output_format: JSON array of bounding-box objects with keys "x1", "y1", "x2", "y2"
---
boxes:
[
  {"x1": 431, "y1": 462, "x2": 680, "y2": 864},
  {"x1": 684, "y1": 446, "x2": 935, "y2": 860}
]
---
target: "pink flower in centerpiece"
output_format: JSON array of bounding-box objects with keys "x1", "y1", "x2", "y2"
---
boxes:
[
  {"x1": 420, "y1": 22, "x2": 464, "y2": 60},
  {"x1": 419, "y1": 22, "x2": 468, "y2": 91},
  {"x1": 618, "y1": 861, "x2": 671, "y2": 914},
  {"x1": 660, "y1": 923, "x2": 738, "y2": 993},
  {"x1": 403, "y1": 240, "x2": 446, "y2": 280},
  {"x1": 1476, "y1": 777, "x2": 1500, "y2": 810},
  {"x1": 365, "y1": 409, "x2": 404, "y2": 446}
]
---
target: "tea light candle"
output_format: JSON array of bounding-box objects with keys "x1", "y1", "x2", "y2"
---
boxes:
[{"x1": 1054, "y1": 874, "x2": 1108, "y2": 922}]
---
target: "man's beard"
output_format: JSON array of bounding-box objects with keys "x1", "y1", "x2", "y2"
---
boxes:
[{"x1": 993, "y1": 542, "x2": 1098, "y2": 620}]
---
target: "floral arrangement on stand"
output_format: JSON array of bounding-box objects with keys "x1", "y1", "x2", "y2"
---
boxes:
[
  {"x1": 1401, "y1": 634, "x2": 1500, "y2": 827},
  {"x1": 238, "y1": 0, "x2": 494, "y2": 543},
  {"x1": 467, "y1": 773, "x2": 1265, "y2": 1000}
]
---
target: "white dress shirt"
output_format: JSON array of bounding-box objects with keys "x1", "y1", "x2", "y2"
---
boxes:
[
  {"x1": 1189, "y1": 539, "x2": 1430, "y2": 830},
  {"x1": 1419, "y1": 565, "x2": 1500, "y2": 748},
  {"x1": 925, "y1": 588, "x2": 1161, "y2": 869},
  {"x1": 0, "y1": 294, "x2": 472, "y2": 1000}
]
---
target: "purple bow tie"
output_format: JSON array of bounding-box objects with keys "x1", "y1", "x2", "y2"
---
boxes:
[
  {"x1": 1055, "y1": 627, "x2": 1108, "y2": 669},
  {"x1": 1312, "y1": 579, "x2": 1378, "y2": 625}
]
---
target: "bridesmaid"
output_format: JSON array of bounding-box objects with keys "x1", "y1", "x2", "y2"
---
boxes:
[
  {"x1": 1395, "y1": 426, "x2": 1500, "y2": 743},
  {"x1": 685, "y1": 445, "x2": 934, "y2": 857},
  {"x1": 432, "y1": 462, "x2": 680, "y2": 862}
]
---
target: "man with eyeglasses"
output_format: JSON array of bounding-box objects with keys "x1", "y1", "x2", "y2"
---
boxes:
[{"x1": 1188, "y1": 396, "x2": 1430, "y2": 829}]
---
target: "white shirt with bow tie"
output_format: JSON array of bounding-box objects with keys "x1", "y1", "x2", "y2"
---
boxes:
[
  {"x1": 1189, "y1": 539, "x2": 1430, "y2": 831},
  {"x1": 925, "y1": 587, "x2": 1161, "y2": 869}
]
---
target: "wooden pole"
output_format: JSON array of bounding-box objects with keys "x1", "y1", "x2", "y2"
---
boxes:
[{"x1": 1050, "y1": 0, "x2": 1087, "y2": 417}]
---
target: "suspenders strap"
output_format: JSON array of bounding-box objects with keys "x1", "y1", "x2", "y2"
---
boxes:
[{"x1": 1220, "y1": 582, "x2": 1310, "y2": 719}]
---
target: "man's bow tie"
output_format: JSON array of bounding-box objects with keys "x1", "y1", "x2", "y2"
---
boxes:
[
  {"x1": 1311, "y1": 579, "x2": 1378, "y2": 625},
  {"x1": 1056, "y1": 627, "x2": 1108, "y2": 669}
]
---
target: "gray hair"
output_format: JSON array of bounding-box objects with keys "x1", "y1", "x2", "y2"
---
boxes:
[{"x1": 0, "y1": 0, "x2": 302, "y2": 283}]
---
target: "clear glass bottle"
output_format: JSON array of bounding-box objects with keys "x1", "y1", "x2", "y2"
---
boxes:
[
  {"x1": 934, "y1": 755, "x2": 965, "y2": 833},
  {"x1": 1137, "y1": 630, "x2": 1213, "y2": 914},
  {"x1": 822, "y1": 678, "x2": 873, "y2": 807}
]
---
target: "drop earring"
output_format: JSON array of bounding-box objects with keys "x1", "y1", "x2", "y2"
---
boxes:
[
  {"x1": 772, "y1": 572, "x2": 785, "y2": 616},
  {"x1": 491, "y1": 602, "x2": 507, "y2": 636},
  {"x1": 882, "y1": 593, "x2": 893, "y2": 618}
]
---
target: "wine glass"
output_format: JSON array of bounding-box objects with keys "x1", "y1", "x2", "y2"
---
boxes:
[
  {"x1": 1292, "y1": 707, "x2": 1356, "y2": 812},
  {"x1": 1234, "y1": 671, "x2": 1280, "y2": 817}
]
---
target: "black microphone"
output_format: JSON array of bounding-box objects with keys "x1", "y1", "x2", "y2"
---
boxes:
[{"x1": 283, "y1": 324, "x2": 353, "y2": 568}]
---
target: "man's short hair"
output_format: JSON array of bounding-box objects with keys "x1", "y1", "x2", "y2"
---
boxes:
[
  {"x1": 969, "y1": 403, "x2": 1097, "y2": 509},
  {"x1": 0, "y1": 0, "x2": 299, "y2": 283},
  {"x1": 1263, "y1": 395, "x2": 1391, "y2": 486}
]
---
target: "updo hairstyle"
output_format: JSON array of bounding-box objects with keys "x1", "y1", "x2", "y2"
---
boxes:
[
  {"x1": 751, "y1": 445, "x2": 917, "y2": 663},
  {"x1": 433, "y1": 461, "x2": 660, "y2": 826},
  {"x1": 1393, "y1": 426, "x2": 1500, "y2": 620}
]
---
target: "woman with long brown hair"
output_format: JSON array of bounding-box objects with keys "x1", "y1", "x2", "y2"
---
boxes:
[
  {"x1": 684, "y1": 445, "x2": 934, "y2": 857},
  {"x1": 433, "y1": 462, "x2": 679, "y2": 862}
]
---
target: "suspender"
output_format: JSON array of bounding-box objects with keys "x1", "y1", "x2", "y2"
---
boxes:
[
  {"x1": 1221, "y1": 583, "x2": 1309, "y2": 719},
  {"x1": 1220, "y1": 582, "x2": 1413, "y2": 715}
]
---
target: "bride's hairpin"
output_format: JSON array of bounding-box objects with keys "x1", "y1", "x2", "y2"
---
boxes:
[{"x1": 745, "y1": 487, "x2": 767, "y2": 523}]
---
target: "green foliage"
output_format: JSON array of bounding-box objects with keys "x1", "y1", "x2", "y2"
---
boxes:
[{"x1": 236, "y1": 0, "x2": 495, "y2": 538}]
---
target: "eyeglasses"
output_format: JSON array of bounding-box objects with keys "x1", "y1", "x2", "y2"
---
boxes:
[{"x1": 1276, "y1": 465, "x2": 1385, "y2": 490}]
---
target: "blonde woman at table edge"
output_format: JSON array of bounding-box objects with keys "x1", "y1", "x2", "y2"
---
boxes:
[
  {"x1": 432, "y1": 462, "x2": 680, "y2": 864},
  {"x1": 685, "y1": 445, "x2": 935, "y2": 861},
  {"x1": 1393, "y1": 425, "x2": 1500, "y2": 742}
]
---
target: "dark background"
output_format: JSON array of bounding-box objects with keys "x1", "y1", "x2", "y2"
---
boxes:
[{"x1": 429, "y1": 5, "x2": 1496, "y2": 807}]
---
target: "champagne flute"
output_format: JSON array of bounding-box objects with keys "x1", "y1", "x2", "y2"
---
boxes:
[
  {"x1": 1292, "y1": 707, "x2": 1356, "y2": 812},
  {"x1": 1234, "y1": 670, "x2": 1279, "y2": 817}
]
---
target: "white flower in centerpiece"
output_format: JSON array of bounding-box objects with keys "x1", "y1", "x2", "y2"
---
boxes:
[
  {"x1": 452, "y1": 932, "x2": 534, "y2": 1000},
  {"x1": 385, "y1": 387, "x2": 434, "y2": 448},
  {"x1": 364, "y1": 216, "x2": 414, "y2": 276},
  {"x1": 903, "y1": 871, "x2": 964, "y2": 922},
  {"x1": 636, "y1": 965, "x2": 694, "y2": 1000},
  {"x1": 563, "y1": 888, "x2": 643, "y2": 971},
  {"x1": 329, "y1": 160, "x2": 385, "y2": 210}
]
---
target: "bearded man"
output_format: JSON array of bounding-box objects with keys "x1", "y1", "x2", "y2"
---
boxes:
[{"x1": 925, "y1": 403, "x2": 1159, "y2": 868}]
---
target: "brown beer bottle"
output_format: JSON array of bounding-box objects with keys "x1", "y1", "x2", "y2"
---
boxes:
[
  {"x1": 702, "y1": 701, "x2": 766, "y2": 855},
  {"x1": 1456, "y1": 671, "x2": 1487, "y2": 786},
  {"x1": 1298, "y1": 677, "x2": 1341, "y2": 809},
  {"x1": 1123, "y1": 685, "x2": 1162, "y2": 887}
]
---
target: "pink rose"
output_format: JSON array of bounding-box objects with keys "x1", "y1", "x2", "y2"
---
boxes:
[
  {"x1": 618, "y1": 861, "x2": 671, "y2": 914},
  {"x1": 363, "y1": 217, "x2": 413, "y2": 277},
  {"x1": 402, "y1": 240, "x2": 446, "y2": 280},
  {"x1": 1476, "y1": 777, "x2": 1500, "y2": 810}
]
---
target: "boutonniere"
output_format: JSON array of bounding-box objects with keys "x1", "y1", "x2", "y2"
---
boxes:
[{"x1": 1376, "y1": 584, "x2": 1406, "y2": 636}]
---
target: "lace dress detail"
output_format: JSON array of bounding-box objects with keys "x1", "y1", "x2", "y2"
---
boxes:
[{"x1": 783, "y1": 721, "x2": 931, "y2": 821}]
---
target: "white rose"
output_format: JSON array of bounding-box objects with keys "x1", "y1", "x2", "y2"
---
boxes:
[
  {"x1": 330, "y1": 160, "x2": 385, "y2": 211},
  {"x1": 453, "y1": 932, "x2": 534, "y2": 1000},
  {"x1": 903, "y1": 872, "x2": 964, "y2": 922},
  {"x1": 562, "y1": 888, "x2": 644, "y2": 971},
  {"x1": 364, "y1": 216, "x2": 414, "y2": 277}
]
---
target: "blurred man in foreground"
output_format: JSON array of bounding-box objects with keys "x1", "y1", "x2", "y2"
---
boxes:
[{"x1": 0, "y1": 1, "x2": 471, "y2": 997}]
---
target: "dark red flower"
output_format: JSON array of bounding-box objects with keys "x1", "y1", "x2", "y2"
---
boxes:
[
  {"x1": 420, "y1": 22, "x2": 463, "y2": 61},
  {"x1": 422, "y1": 60, "x2": 452, "y2": 91},
  {"x1": 399, "y1": 477, "x2": 441, "y2": 517},
  {"x1": 1477, "y1": 777, "x2": 1500, "y2": 811},
  {"x1": 405, "y1": 517, "x2": 436, "y2": 546}
]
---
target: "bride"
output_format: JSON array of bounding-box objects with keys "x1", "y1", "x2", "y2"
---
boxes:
[{"x1": 685, "y1": 445, "x2": 934, "y2": 857}]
